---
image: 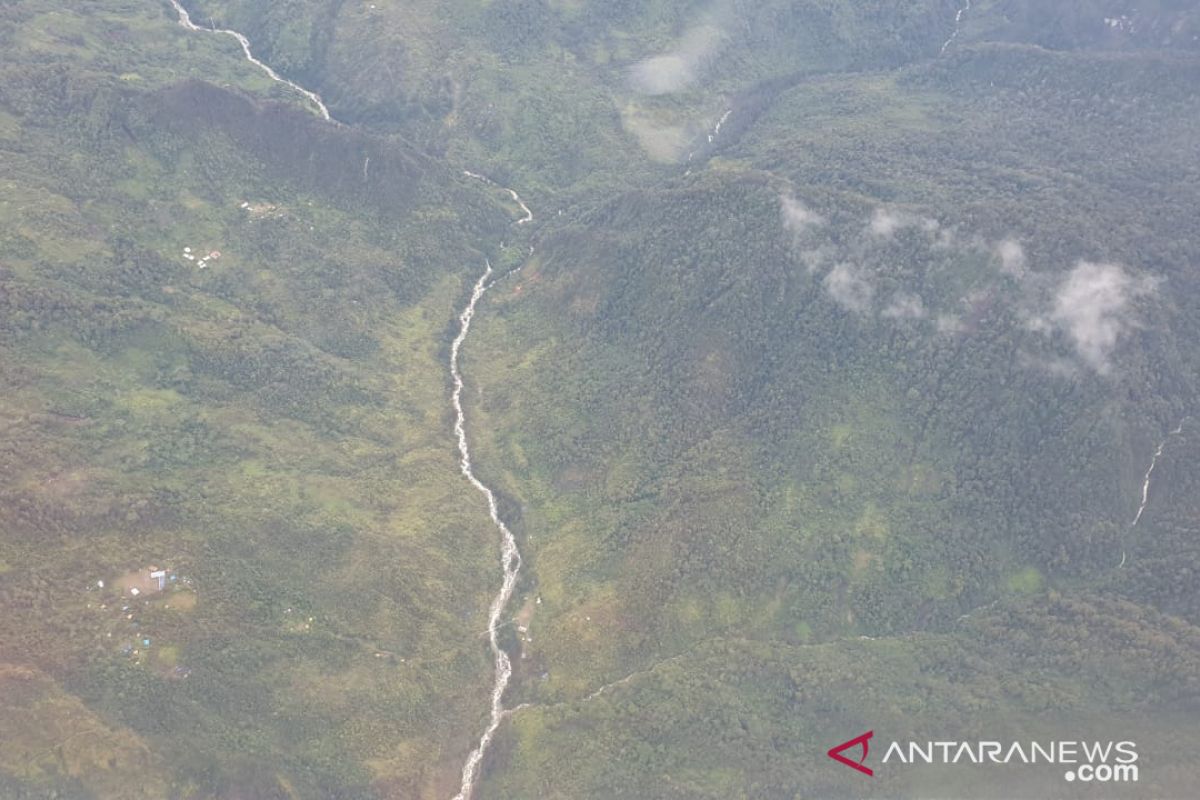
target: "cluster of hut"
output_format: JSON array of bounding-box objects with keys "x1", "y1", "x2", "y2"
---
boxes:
[{"x1": 182, "y1": 246, "x2": 221, "y2": 269}]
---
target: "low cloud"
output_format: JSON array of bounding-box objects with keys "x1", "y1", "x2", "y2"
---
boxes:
[
  {"x1": 869, "y1": 209, "x2": 905, "y2": 237},
  {"x1": 780, "y1": 200, "x2": 1163, "y2": 372},
  {"x1": 1043, "y1": 261, "x2": 1157, "y2": 374},
  {"x1": 883, "y1": 292, "x2": 927, "y2": 320},
  {"x1": 629, "y1": 53, "x2": 698, "y2": 95},
  {"x1": 996, "y1": 238, "x2": 1026, "y2": 276},
  {"x1": 781, "y1": 194, "x2": 828, "y2": 272},
  {"x1": 629, "y1": 10, "x2": 727, "y2": 95},
  {"x1": 780, "y1": 194, "x2": 825, "y2": 233},
  {"x1": 869, "y1": 208, "x2": 939, "y2": 238},
  {"x1": 824, "y1": 263, "x2": 874, "y2": 313}
]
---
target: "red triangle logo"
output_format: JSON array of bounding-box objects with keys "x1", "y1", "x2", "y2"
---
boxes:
[{"x1": 827, "y1": 730, "x2": 874, "y2": 776}]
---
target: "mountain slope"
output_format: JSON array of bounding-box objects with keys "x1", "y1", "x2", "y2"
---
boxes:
[
  {"x1": 2, "y1": 1, "x2": 1199, "y2": 798},
  {"x1": 460, "y1": 28, "x2": 1200, "y2": 799},
  {"x1": 0, "y1": 2, "x2": 519, "y2": 795}
]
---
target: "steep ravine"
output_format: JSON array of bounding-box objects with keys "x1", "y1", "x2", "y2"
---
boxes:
[
  {"x1": 449, "y1": 179, "x2": 534, "y2": 800},
  {"x1": 167, "y1": 0, "x2": 333, "y2": 121},
  {"x1": 167, "y1": 3, "x2": 535, "y2": 796}
]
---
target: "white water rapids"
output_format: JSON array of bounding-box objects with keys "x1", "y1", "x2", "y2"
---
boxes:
[
  {"x1": 168, "y1": 5, "x2": 534, "y2": 790},
  {"x1": 167, "y1": 0, "x2": 333, "y2": 121},
  {"x1": 708, "y1": 108, "x2": 732, "y2": 143},
  {"x1": 1121, "y1": 419, "x2": 1186, "y2": 567},
  {"x1": 939, "y1": 0, "x2": 971, "y2": 55},
  {"x1": 448, "y1": 260, "x2": 523, "y2": 800},
  {"x1": 463, "y1": 170, "x2": 534, "y2": 225},
  {"x1": 448, "y1": 178, "x2": 533, "y2": 798},
  {"x1": 1130, "y1": 420, "x2": 1185, "y2": 529},
  {"x1": 687, "y1": 107, "x2": 733, "y2": 165}
]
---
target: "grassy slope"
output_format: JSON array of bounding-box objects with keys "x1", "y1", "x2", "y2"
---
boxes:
[{"x1": 0, "y1": 2, "x2": 519, "y2": 797}]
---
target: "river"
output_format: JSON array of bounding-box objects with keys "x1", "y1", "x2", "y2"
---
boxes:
[
  {"x1": 1130, "y1": 420, "x2": 1186, "y2": 529},
  {"x1": 449, "y1": 175, "x2": 533, "y2": 799},
  {"x1": 448, "y1": 260, "x2": 521, "y2": 800},
  {"x1": 1121, "y1": 419, "x2": 1187, "y2": 568},
  {"x1": 167, "y1": 0, "x2": 333, "y2": 121},
  {"x1": 167, "y1": 4, "x2": 534, "y2": 794},
  {"x1": 939, "y1": 0, "x2": 971, "y2": 56}
]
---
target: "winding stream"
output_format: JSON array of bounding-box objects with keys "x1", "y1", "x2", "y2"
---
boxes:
[
  {"x1": 449, "y1": 259, "x2": 523, "y2": 800},
  {"x1": 1121, "y1": 419, "x2": 1187, "y2": 567},
  {"x1": 687, "y1": 107, "x2": 733, "y2": 165},
  {"x1": 708, "y1": 108, "x2": 732, "y2": 143},
  {"x1": 1130, "y1": 420, "x2": 1185, "y2": 528},
  {"x1": 168, "y1": 5, "x2": 534, "y2": 792},
  {"x1": 449, "y1": 177, "x2": 534, "y2": 798},
  {"x1": 167, "y1": 0, "x2": 333, "y2": 121},
  {"x1": 939, "y1": 0, "x2": 971, "y2": 56},
  {"x1": 463, "y1": 170, "x2": 534, "y2": 225}
]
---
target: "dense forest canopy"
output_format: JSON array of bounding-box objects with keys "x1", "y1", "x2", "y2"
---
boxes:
[{"x1": 1, "y1": 0, "x2": 1198, "y2": 798}]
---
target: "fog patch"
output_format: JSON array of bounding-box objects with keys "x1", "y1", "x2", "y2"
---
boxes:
[
  {"x1": 780, "y1": 194, "x2": 825, "y2": 233},
  {"x1": 800, "y1": 246, "x2": 835, "y2": 273},
  {"x1": 628, "y1": 9, "x2": 728, "y2": 95},
  {"x1": 883, "y1": 292, "x2": 927, "y2": 320},
  {"x1": 869, "y1": 208, "x2": 939, "y2": 238},
  {"x1": 997, "y1": 238, "x2": 1026, "y2": 276},
  {"x1": 824, "y1": 263, "x2": 875, "y2": 313},
  {"x1": 1039, "y1": 262, "x2": 1158, "y2": 374},
  {"x1": 630, "y1": 54, "x2": 694, "y2": 96},
  {"x1": 869, "y1": 208, "x2": 906, "y2": 237},
  {"x1": 779, "y1": 201, "x2": 1164, "y2": 377}
]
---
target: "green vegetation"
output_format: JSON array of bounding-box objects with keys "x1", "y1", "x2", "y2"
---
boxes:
[
  {"x1": 186, "y1": 0, "x2": 962, "y2": 199},
  {"x1": 458, "y1": 9, "x2": 1200, "y2": 798},
  {"x1": 3, "y1": 0, "x2": 1200, "y2": 798},
  {"x1": 0, "y1": 2, "x2": 518, "y2": 795}
]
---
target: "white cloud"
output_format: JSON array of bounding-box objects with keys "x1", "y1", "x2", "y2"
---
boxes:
[
  {"x1": 997, "y1": 238, "x2": 1026, "y2": 276},
  {"x1": 869, "y1": 209, "x2": 905, "y2": 237},
  {"x1": 1045, "y1": 261, "x2": 1157, "y2": 374},
  {"x1": 868, "y1": 208, "x2": 940, "y2": 238},
  {"x1": 1022, "y1": 313, "x2": 1053, "y2": 334},
  {"x1": 629, "y1": 15, "x2": 726, "y2": 95},
  {"x1": 780, "y1": 194, "x2": 825, "y2": 233},
  {"x1": 824, "y1": 263, "x2": 874, "y2": 313},
  {"x1": 780, "y1": 194, "x2": 829, "y2": 273},
  {"x1": 883, "y1": 292, "x2": 927, "y2": 319},
  {"x1": 629, "y1": 54, "x2": 696, "y2": 95}
]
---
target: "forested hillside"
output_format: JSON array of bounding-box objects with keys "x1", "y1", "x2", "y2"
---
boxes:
[
  {"x1": 2, "y1": 0, "x2": 1199, "y2": 798},
  {"x1": 455, "y1": 5, "x2": 1200, "y2": 798},
  {"x1": 0, "y1": 2, "x2": 519, "y2": 796}
]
